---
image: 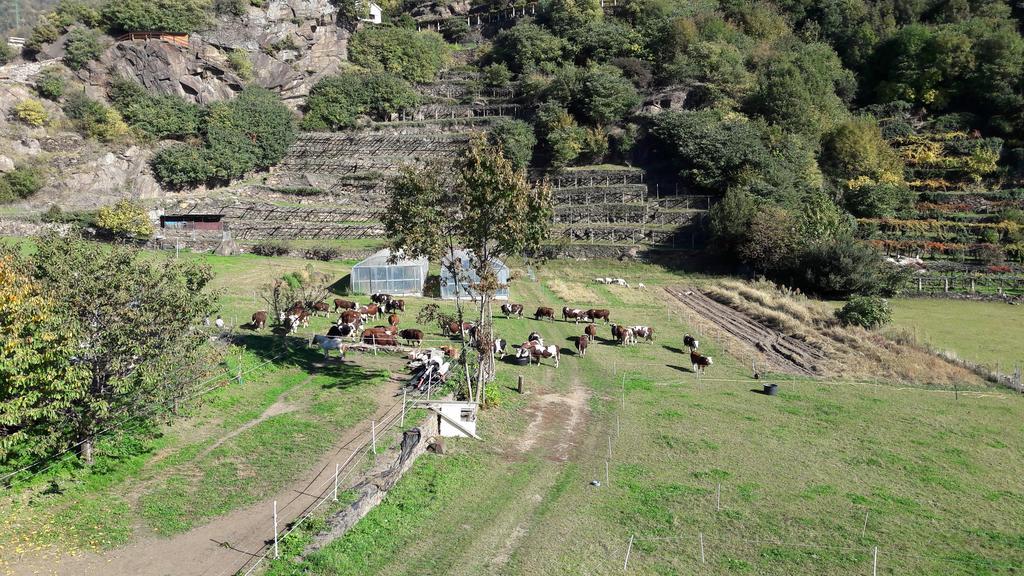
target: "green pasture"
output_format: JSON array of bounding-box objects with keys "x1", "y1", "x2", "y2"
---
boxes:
[{"x1": 888, "y1": 298, "x2": 1024, "y2": 369}]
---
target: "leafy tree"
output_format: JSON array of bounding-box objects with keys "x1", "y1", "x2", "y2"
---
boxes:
[
  {"x1": 481, "y1": 63, "x2": 512, "y2": 88},
  {"x1": 35, "y1": 67, "x2": 66, "y2": 101},
  {"x1": 488, "y1": 119, "x2": 536, "y2": 170},
  {"x1": 63, "y1": 27, "x2": 103, "y2": 71},
  {"x1": 835, "y1": 295, "x2": 892, "y2": 328},
  {"x1": 539, "y1": 0, "x2": 602, "y2": 35},
  {"x1": 536, "y1": 102, "x2": 585, "y2": 168},
  {"x1": 348, "y1": 26, "x2": 450, "y2": 83},
  {"x1": 573, "y1": 20, "x2": 645, "y2": 64},
  {"x1": 0, "y1": 255, "x2": 85, "y2": 463},
  {"x1": 204, "y1": 87, "x2": 296, "y2": 182},
  {"x1": 95, "y1": 200, "x2": 153, "y2": 238},
  {"x1": 101, "y1": 0, "x2": 211, "y2": 34},
  {"x1": 108, "y1": 78, "x2": 201, "y2": 139},
  {"x1": 14, "y1": 99, "x2": 48, "y2": 127},
  {"x1": 302, "y1": 71, "x2": 419, "y2": 129},
  {"x1": 150, "y1": 144, "x2": 211, "y2": 188},
  {"x1": 710, "y1": 187, "x2": 757, "y2": 260},
  {"x1": 26, "y1": 235, "x2": 217, "y2": 464},
  {"x1": 572, "y1": 65, "x2": 640, "y2": 125},
  {"x1": 738, "y1": 205, "x2": 803, "y2": 273},
  {"x1": 822, "y1": 117, "x2": 910, "y2": 217},
  {"x1": 490, "y1": 23, "x2": 569, "y2": 74},
  {"x1": 797, "y1": 240, "x2": 905, "y2": 298},
  {"x1": 383, "y1": 138, "x2": 553, "y2": 401},
  {"x1": 25, "y1": 14, "x2": 62, "y2": 52}
]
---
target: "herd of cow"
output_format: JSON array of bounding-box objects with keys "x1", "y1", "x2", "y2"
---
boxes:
[{"x1": 247, "y1": 293, "x2": 714, "y2": 374}]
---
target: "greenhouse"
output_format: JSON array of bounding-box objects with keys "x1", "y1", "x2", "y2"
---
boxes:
[
  {"x1": 350, "y1": 249, "x2": 429, "y2": 296},
  {"x1": 440, "y1": 249, "x2": 510, "y2": 300}
]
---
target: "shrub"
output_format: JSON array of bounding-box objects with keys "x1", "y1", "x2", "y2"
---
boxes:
[
  {"x1": 488, "y1": 119, "x2": 535, "y2": 170},
  {"x1": 95, "y1": 200, "x2": 153, "y2": 237},
  {"x1": 302, "y1": 71, "x2": 418, "y2": 129},
  {"x1": 0, "y1": 42, "x2": 13, "y2": 65},
  {"x1": 490, "y1": 22, "x2": 568, "y2": 74},
  {"x1": 26, "y1": 15, "x2": 61, "y2": 52},
  {"x1": 203, "y1": 87, "x2": 296, "y2": 182},
  {"x1": 213, "y1": 0, "x2": 246, "y2": 16},
  {"x1": 481, "y1": 63, "x2": 512, "y2": 88},
  {"x1": 251, "y1": 240, "x2": 291, "y2": 256},
  {"x1": 835, "y1": 296, "x2": 892, "y2": 329},
  {"x1": 108, "y1": 77, "x2": 201, "y2": 139},
  {"x1": 536, "y1": 102, "x2": 584, "y2": 168},
  {"x1": 101, "y1": 0, "x2": 211, "y2": 34},
  {"x1": 63, "y1": 92, "x2": 129, "y2": 141},
  {"x1": 63, "y1": 27, "x2": 103, "y2": 71},
  {"x1": 150, "y1": 144, "x2": 211, "y2": 188},
  {"x1": 348, "y1": 26, "x2": 450, "y2": 83},
  {"x1": 0, "y1": 166, "x2": 45, "y2": 203},
  {"x1": 304, "y1": 246, "x2": 342, "y2": 261},
  {"x1": 14, "y1": 99, "x2": 49, "y2": 127},
  {"x1": 579, "y1": 126, "x2": 609, "y2": 163},
  {"x1": 227, "y1": 48, "x2": 253, "y2": 80},
  {"x1": 41, "y1": 205, "x2": 65, "y2": 222},
  {"x1": 35, "y1": 67, "x2": 67, "y2": 101}
]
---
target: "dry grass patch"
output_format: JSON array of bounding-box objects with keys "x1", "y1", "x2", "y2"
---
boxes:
[{"x1": 547, "y1": 279, "x2": 601, "y2": 305}]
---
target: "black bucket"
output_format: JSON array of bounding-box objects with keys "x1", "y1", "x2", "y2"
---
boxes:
[{"x1": 764, "y1": 383, "x2": 778, "y2": 396}]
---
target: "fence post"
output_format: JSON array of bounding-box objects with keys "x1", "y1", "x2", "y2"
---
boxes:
[
  {"x1": 699, "y1": 532, "x2": 705, "y2": 564},
  {"x1": 401, "y1": 390, "x2": 407, "y2": 427},
  {"x1": 623, "y1": 535, "x2": 634, "y2": 571},
  {"x1": 716, "y1": 483, "x2": 721, "y2": 511},
  {"x1": 371, "y1": 420, "x2": 377, "y2": 454},
  {"x1": 273, "y1": 500, "x2": 279, "y2": 558},
  {"x1": 872, "y1": 546, "x2": 878, "y2": 576},
  {"x1": 333, "y1": 463, "x2": 340, "y2": 501}
]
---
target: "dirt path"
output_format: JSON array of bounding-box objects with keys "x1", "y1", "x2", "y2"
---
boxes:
[
  {"x1": 11, "y1": 377, "x2": 404, "y2": 576},
  {"x1": 666, "y1": 286, "x2": 827, "y2": 376}
]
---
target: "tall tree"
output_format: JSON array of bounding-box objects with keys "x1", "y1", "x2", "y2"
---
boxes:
[
  {"x1": 27, "y1": 235, "x2": 218, "y2": 464},
  {"x1": 383, "y1": 137, "x2": 553, "y2": 402}
]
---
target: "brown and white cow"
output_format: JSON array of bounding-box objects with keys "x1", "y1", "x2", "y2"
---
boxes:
[
  {"x1": 690, "y1": 350, "x2": 713, "y2": 374},
  {"x1": 631, "y1": 326, "x2": 655, "y2": 343},
  {"x1": 447, "y1": 321, "x2": 475, "y2": 338},
  {"x1": 362, "y1": 327, "x2": 397, "y2": 347},
  {"x1": 501, "y1": 303, "x2": 525, "y2": 318},
  {"x1": 399, "y1": 328, "x2": 424, "y2": 347},
  {"x1": 522, "y1": 341, "x2": 560, "y2": 367},
  {"x1": 562, "y1": 307, "x2": 588, "y2": 324},
  {"x1": 388, "y1": 313, "x2": 400, "y2": 326},
  {"x1": 575, "y1": 334, "x2": 589, "y2": 356},
  {"x1": 250, "y1": 310, "x2": 267, "y2": 330},
  {"x1": 586, "y1": 309, "x2": 611, "y2": 323},
  {"x1": 584, "y1": 324, "x2": 598, "y2": 338},
  {"x1": 371, "y1": 293, "x2": 393, "y2": 306},
  {"x1": 612, "y1": 324, "x2": 635, "y2": 345},
  {"x1": 311, "y1": 301, "x2": 330, "y2": 317},
  {"x1": 385, "y1": 299, "x2": 405, "y2": 313},
  {"x1": 359, "y1": 304, "x2": 381, "y2": 321},
  {"x1": 534, "y1": 306, "x2": 555, "y2": 321},
  {"x1": 340, "y1": 310, "x2": 362, "y2": 325},
  {"x1": 334, "y1": 298, "x2": 357, "y2": 312}
]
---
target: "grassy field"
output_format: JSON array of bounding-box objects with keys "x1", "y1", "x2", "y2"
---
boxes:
[
  {"x1": 263, "y1": 260, "x2": 1024, "y2": 576},
  {"x1": 888, "y1": 298, "x2": 1024, "y2": 369},
  {"x1": 3, "y1": 242, "x2": 1023, "y2": 575}
]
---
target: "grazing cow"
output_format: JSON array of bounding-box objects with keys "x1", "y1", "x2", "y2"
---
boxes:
[
  {"x1": 399, "y1": 328, "x2": 424, "y2": 347},
  {"x1": 359, "y1": 304, "x2": 381, "y2": 321},
  {"x1": 562, "y1": 307, "x2": 588, "y2": 324},
  {"x1": 340, "y1": 310, "x2": 362, "y2": 325},
  {"x1": 612, "y1": 324, "x2": 635, "y2": 345},
  {"x1": 683, "y1": 334, "x2": 699, "y2": 351},
  {"x1": 251, "y1": 310, "x2": 267, "y2": 330},
  {"x1": 447, "y1": 321, "x2": 475, "y2": 337},
  {"x1": 311, "y1": 301, "x2": 330, "y2": 317},
  {"x1": 528, "y1": 331, "x2": 544, "y2": 346},
  {"x1": 362, "y1": 328, "x2": 398, "y2": 347},
  {"x1": 636, "y1": 283, "x2": 646, "y2": 290},
  {"x1": 310, "y1": 334, "x2": 345, "y2": 359},
  {"x1": 385, "y1": 299, "x2": 405, "y2": 313},
  {"x1": 631, "y1": 326, "x2": 655, "y2": 343},
  {"x1": 501, "y1": 303, "x2": 525, "y2": 318},
  {"x1": 584, "y1": 324, "x2": 598, "y2": 338},
  {"x1": 534, "y1": 306, "x2": 555, "y2": 321},
  {"x1": 594, "y1": 277, "x2": 610, "y2": 284},
  {"x1": 371, "y1": 293, "x2": 393, "y2": 306},
  {"x1": 612, "y1": 278, "x2": 629, "y2": 287},
  {"x1": 576, "y1": 334, "x2": 589, "y2": 356},
  {"x1": 388, "y1": 313, "x2": 400, "y2": 326},
  {"x1": 334, "y1": 298, "x2": 357, "y2": 312},
  {"x1": 522, "y1": 341, "x2": 560, "y2": 367},
  {"x1": 690, "y1": 350, "x2": 713, "y2": 374},
  {"x1": 586, "y1": 309, "x2": 611, "y2": 323}
]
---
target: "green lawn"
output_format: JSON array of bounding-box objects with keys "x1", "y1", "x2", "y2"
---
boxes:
[{"x1": 888, "y1": 298, "x2": 1024, "y2": 369}]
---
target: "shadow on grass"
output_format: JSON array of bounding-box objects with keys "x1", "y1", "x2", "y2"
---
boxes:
[
  {"x1": 231, "y1": 333, "x2": 377, "y2": 390},
  {"x1": 663, "y1": 345, "x2": 686, "y2": 355},
  {"x1": 667, "y1": 364, "x2": 693, "y2": 374}
]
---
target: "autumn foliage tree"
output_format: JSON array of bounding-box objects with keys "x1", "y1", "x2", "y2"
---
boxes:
[{"x1": 383, "y1": 137, "x2": 553, "y2": 403}]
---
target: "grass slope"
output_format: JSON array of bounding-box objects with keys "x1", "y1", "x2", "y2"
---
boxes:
[
  {"x1": 264, "y1": 260, "x2": 1024, "y2": 576},
  {"x1": 888, "y1": 298, "x2": 1024, "y2": 369}
]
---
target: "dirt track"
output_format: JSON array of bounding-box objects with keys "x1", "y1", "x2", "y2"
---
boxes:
[{"x1": 665, "y1": 286, "x2": 828, "y2": 376}]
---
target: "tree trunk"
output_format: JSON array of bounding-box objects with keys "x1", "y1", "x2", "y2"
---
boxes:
[
  {"x1": 80, "y1": 438, "x2": 93, "y2": 465},
  {"x1": 476, "y1": 295, "x2": 495, "y2": 405}
]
